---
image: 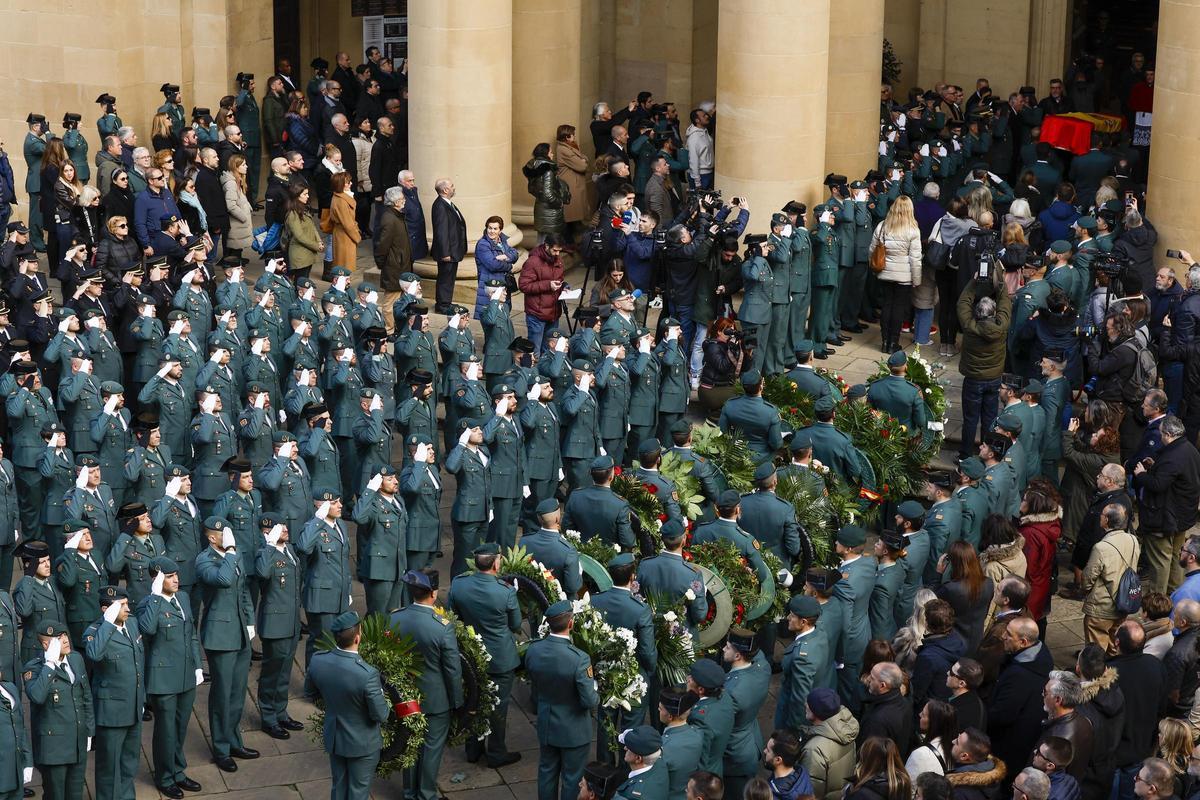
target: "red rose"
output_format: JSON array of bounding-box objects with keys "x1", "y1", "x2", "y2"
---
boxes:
[
  {"x1": 685, "y1": 533, "x2": 694, "y2": 546},
  {"x1": 705, "y1": 603, "x2": 716, "y2": 623},
  {"x1": 734, "y1": 603, "x2": 745, "y2": 623},
  {"x1": 657, "y1": 513, "x2": 668, "y2": 522},
  {"x1": 613, "y1": 465, "x2": 622, "y2": 476},
  {"x1": 644, "y1": 483, "x2": 658, "y2": 494},
  {"x1": 881, "y1": 430, "x2": 890, "y2": 439}
]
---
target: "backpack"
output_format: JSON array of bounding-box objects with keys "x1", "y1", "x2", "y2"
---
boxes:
[
  {"x1": 1106, "y1": 539, "x2": 1142, "y2": 615},
  {"x1": 1119, "y1": 334, "x2": 1158, "y2": 404},
  {"x1": 251, "y1": 222, "x2": 282, "y2": 255}
]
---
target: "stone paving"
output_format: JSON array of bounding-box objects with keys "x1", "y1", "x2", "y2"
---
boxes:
[{"x1": 26, "y1": 244, "x2": 1087, "y2": 800}]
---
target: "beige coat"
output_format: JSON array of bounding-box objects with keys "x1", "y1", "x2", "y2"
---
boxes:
[
  {"x1": 982, "y1": 535, "x2": 1028, "y2": 618},
  {"x1": 220, "y1": 171, "x2": 253, "y2": 251},
  {"x1": 556, "y1": 140, "x2": 591, "y2": 224},
  {"x1": 872, "y1": 221, "x2": 922, "y2": 285},
  {"x1": 329, "y1": 191, "x2": 361, "y2": 271},
  {"x1": 1081, "y1": 529, "x2": 1141, "y2": 620}
]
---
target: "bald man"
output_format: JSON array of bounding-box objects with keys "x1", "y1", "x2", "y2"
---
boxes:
[{"x1": 987, "y1": 617, "x2": 1053, "y2": 776}]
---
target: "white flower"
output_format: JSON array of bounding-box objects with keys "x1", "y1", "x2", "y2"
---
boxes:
[
  {"x1": 685, "y1": 589, "x2": 696, "y2": 601},
  {"x1": 662, "y1": 611, "x2": 678, "y2": 623},
  {"x1": 924, "y1": 388, "x2": 932, "y2": 395},
  {"x1": 564, "y1": 529, "x2": 582, "y2": 543}
]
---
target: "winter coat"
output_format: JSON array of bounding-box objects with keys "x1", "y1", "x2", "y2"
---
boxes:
[
  {"x1": 518, "y1": 243, "x2": 564, "y2": 322},
  {"x1": 93, "y1": 234, "x2": 140, "y2": 284},
  {"x1": 220, "y1": 171, "x2": 253, "y2": 251},
  {"x1": 285, "y1": 209, "x2": 322, "y2": 270},
  {"x1": 1080, "y1": 529, "x2": 1140, "y2": 620},
  {"x1": 1061, "y1": 435, "x2": 1121, "y2": 543},
  {"x1": 1109, "y1": 652, "x2": 1168, "y2": 768},
  {"x1": 472, "y1": 232, "x2": 520, "y2": 319},
  {"x1": 957, "y1": 280, "x2": 1012, "y2": 380},
  {"x1": 352, "y1": 135, "x2": 373, "y2": 194},
  {"x1": 988, "y1": 642, "x2": 1052, "y2": 780},
  {"x1": 936, "y1": 578, "x2": 994, "y2": 654},
  {"x1": 872, "y1": 222, "x2": 922, "y2": 285},
  {"x1": 1038, "y1": 711, "x2": 1094, "y2": 782},
  {"x1": 912, "y1": 632, "x2": 968, "y2": 710},
  {"x1": 401, "y1": 185, "x2": 428, "y2": 261},
  {"x1": 1113, "y1": 220, "x2": 1158, "y2": 289},
  {"x1": 1158, "y1": 329, "x2": 1200, "y2": 441},
  {"x1": 1020, "y1": 511, "x2": 1062, "y2": 619},
  {"x1": 685, "y1": 124, "x2": 714, "y2": 179},
  {"x1": 102, "y1": 186, "x2": 135, "y2": 227},
  {"x1": 556, "y1": 140, "x2": 591, "y2": 224},
  {"x1": 1016, "y1": 307, "x2": 1083, "y2": 385},
  {"x1": 976, "y1": 609, "x2": 1033, "y2": 694},
  {"x1": 523, "y1": 158, "x2": 568, "y2": 236},
  {"x1": 374, "y1": 206, "x2": 412, "y2": 292},
  {"x1": 858, "y1": 688, "x2": 913, "y2": 752},
  {"x1": 846, "y1": 774, "x2": 907, "y2": 800},
  {"x1": 1085, "y1": 333, "x2": 1137, "y2": 403},
  {"x1": 329, "y1": 191, "x2": 360, "y2": 270},
  {"x1": 1038, "y1": 200, "x2": 1082, "y2": 243},
  {"x1": 1165, "y1": 627, "x2": 1200, "y2": 717},
  {"x1": 947, "y1": 758, "x2": 1008, "y2": 800},
  {"x1": 1078, "y1": 667, "x2": 1124, "y2": 799},
  {"x1": 1133, "y1": 436, "x2": 1200, "y2": 534},
  {"x1": 284, "y1": 114, "x2": 319, "y2": 168},
  {"x1": 801, "y1": 707, "x2": 859, "y2": 800},
  {"x1": 981, "y1": 536, "x2": 1027, "y2": 618},
  {"x1": 906, "y1": 738, "x2": 951, "y2": 778}
]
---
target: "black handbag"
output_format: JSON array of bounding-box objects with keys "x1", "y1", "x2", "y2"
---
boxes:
[{"x1": 925, "y1": 239, "x2": 951, "y2": 271}]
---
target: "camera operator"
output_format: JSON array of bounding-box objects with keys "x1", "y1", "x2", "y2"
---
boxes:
[
  {"x1": 688, "y1": 231, "x2": 748, "y2": 387},
  {"x1": 951, "y1": 211, "x2": 1000, "y2": 297},
  {"x1": 698, "y1": 318, "x2": 745, "y2": 421},
  {"x1": 956, "y1": 276, "x2": 1012, "y2": 459},
  {"x1": 582, "y1": 188, "x2": 633, "y2": 280},
  {"x1": 662, "y1": 193, "x2": 719, "y2": 351},
  {"x1": 1085, "y1": 310, "x2": 1139, "y2": 406}
]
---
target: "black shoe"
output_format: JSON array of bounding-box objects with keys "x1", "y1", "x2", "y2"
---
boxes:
[
  {"x1": 250, "y1": 650, "x2": 263, "y2": 662},
  {"x1": 213, "y1": 756, "x2": 238, "y2": 773},
  {"x1": 177, "y1": 778, "x2": 202, "y2": 792},
  {"x1": 161, "y1": 786, "x2": 185, "y2": 799},
  {"x1": 814, "y1": 351, "x2": 829, "y2": 360},
  {"x1": 279, "y1": 717, "x2": 305, "y2": 731},
  {"x1": 486, "y1": 752, "x2": 522, "y2": 768},
  {"x1": 143, "y1": 708, "x2": 153, "y2": 721},
  {"x1": 261, "y1": 724, "x2": 290, "y2": 740},
  {"x1": 842, "y1": 324, "x2": 866, "y2": 333},
  {"x1": 230, "y1": 747, "x2": 260, "y2": 760},
  {"x1": 23, "y1": 791, "x2": 34, "y2": 799}
]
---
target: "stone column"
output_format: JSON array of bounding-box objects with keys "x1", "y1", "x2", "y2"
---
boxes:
[
  {"x1": 1147, "y1": 0, "x2": 1200, "y2": 261},
  {"x1": 825, "y1": 0, "x2": 885, "y2": 179},
  {"x1": 1026, "y1": 0, "x2": 1071, "y2": 93},
  {"x1": 511, "y1": 0, "x2": 583, "y2": 230},
  {"x1": 408, "y1": 0, "x2": 517, "y2": 273},
  {"x1": 714, "y1": 0, "x2": 832, "y2": 219}
]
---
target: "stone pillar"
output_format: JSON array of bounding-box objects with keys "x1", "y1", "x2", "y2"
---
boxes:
[
  {"x1": 1147, "y1": 0, "x2": 1200, "y2": 261},
  {"x1": 714, "y1": 0, "x2": 832, "y2": 220},
  {"x1": 1026, "y1": 0, "x2": 1071, "y2": 93},
  {"x1": 408, "y1": 0, "x2": 517, "y2": 273},
  {"x1": 825, "y1": 0, "x2": 885, "y2": 179},
  {"x1": 511, "y1": 0, "x2": 583, "y2": 230}
]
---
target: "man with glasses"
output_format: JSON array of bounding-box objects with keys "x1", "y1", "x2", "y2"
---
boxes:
[
  {"x1": 317, "y1": 80, "x2": 346, "y2": 144},
  {"x1": 1012, "y1": 767, "x2": 1051, "y2": 800},
  {"x1": 1030, "y1": 737, "x2": 1079, "y2": 800},
  {"x1": 946, "y1": 658, "x2": 987, "y2": 734},
  {"x1": 127, "y1": 147, "x2": 152, "y2": 195},
  {"x1": 133, "y1": 171, "x2": 182, "y2": 257},
  {"x1": 217, "y1": 126, "x2": 246, "y2": 172},
  {"x1": 1133, "y1": 759, "x2": 1175, "y2": 800}
]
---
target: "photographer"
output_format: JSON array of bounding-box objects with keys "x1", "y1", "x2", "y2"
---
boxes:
[
  {"x1": 623, "y1": 209, "x2": 660, "y2": 300},
  {"x1": 698, "y1": 318, "x2": 745, "y2": 421},
  {"x1": 956, "y1": 277, "x2": 1012, "y2": 458},
  {"x1": 1084, "y1": 311, "x2": 1138, "y2": 404},
  {"x1": 662, "y1": 200, "x2": 717, "y2": 350},
  {"x1": 518, "y1": 234, "x2": 567, "y2": 352},
  {"x1": 581, "y1": 189, "x2": 632, "y2": 280}
]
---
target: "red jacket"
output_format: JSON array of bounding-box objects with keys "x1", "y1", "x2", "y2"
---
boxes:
[
  {"x1": 1020, "y1": 512, "x2": 1062, "y2": 619},
  {"x1": 519, "y1": 244, "x2": 564, "y2": 321}
]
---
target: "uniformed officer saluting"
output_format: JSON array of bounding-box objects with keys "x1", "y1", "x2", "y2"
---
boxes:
[
  {"x1": 306, "y1": 611, "x2": 389, "y2": 800},
  {"x1": 23, "y1": 619, "x2": 93, "y2": 800},
  {"x1": 83, "y1": 586, "x2": 144, "y2": 800}
]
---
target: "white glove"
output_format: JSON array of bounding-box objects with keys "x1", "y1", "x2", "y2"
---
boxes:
[
  {"x1": 891, "y1": 169, "x2": 901, "y2": 181},
  {"x1": 449, "y1": 313, "x2": 461, "y2": 329},
  {"x1": 495, "y1": 399, "x2": 508, "y2": 416},
  {"x1": 457, "y1": 428, "x2": 472, "y2": 447},
  {"x1": 85, "y1": 316, "x2": 101, "y2": 330},
  {"x1": 347, "y1": 595, "x2": 353, "y2": 607},
  {"x1": 44, "y1": 636, "x2": 62, "y2": 666},
  {"x1": 987, "y1": 171, "x2": 1001, "y2": 184},
  {"x1": 329, "y1": 304, "x2": 344, "y2": 318},
  {"x1": 22, "y1": 768, "x2": 31, "y2": 786},
  {"x1": 782, "y1": 224, "x2": 793, "y2": 238},
  {"x1": 230, "y1": 267, "x2": 243, "y2": 283},
  {"x1": 302, "y1": 286, "x2": 315, "y2": 302},
  {"x1": 334, "y1": 276, "x2": 348, "y2": 292},
  {"x1": 195, "y1": 669, "x2": 204, "y2": 686},
  {"x1": 599, "y1": 447, "x2": 608, "y2": 456},
  {"x1": 316, "y1": 501, "x2": 331, "y2": 520},
  {"x1": 526, "y1": 383, "x2": 541, "y2": 401},
  {"x1": 57, "y1": 318, "x2": 72, "y2": 333},
  {"x1": 465, "y1": 363, "x2": 480, "y2": 381},
  {"x1": 558, "y1": 468, "x2": 565, "y2": 481},
  {"x1": 366, "y1": 290, "x2": 378, "y2": 305},
  {"x1": 170, "y1": 319, "x2": 185, "y2": 335},
  {"x1": 666, "y1": 327, "x2": 680, "y2": 341},
  {"x1": 251, "y1": 338, "x2": 264, "y2": 356},
  {"x1": 75, "y1": 468, "x2": 90, "y2": 489},
  {"x1": 157, "y1": 363, "x2": 173, "y2": 379},
  {"x1": 879, "y1": 141, "x2": 888, "y2": 156},
  {"x1": 221, "y1": 527, "x2": 236, "y2": 549},
  {"x1": 338, "y1": 349, "x2": 353, "y2": 363},
  {"x1": 937, "y1": 146, "x2": 948, "y2": 157},
  {"x1": 639, "y1": 338, "x2": 651, "y2": 354},
  {"x1": 103, "y1": 602, "x2": 122, "y2": 624},
  {"x1": 64, "y1": 530, "x2": 84, "y2": 550},
  {"x1": 369, "y1": 395, "x2": 383, "y2": 412},
  {"x1": 254, "y1": 393, "x2": 266, "y2": 409},
  {"x1": 219, "y1": 310, "x2": 233, "y2": 326},
  {"x1": 277, "y1": 409, "x2": 287, "y2": 424},
  {"x1": 776, "y1": 568, "x2": 795, "y2": 588},
  {"x1": 181, "y1": 269, "x2": 197, "y2": 287},
  {"x1": 279, "y1": 441, "x2": 295, "y2": 458},
  {"x1": 853, "y1": 190, "x2": 868, "y2": 202},
  {"x1": 151, "y1": 571, "x2": 166, "y2": 596},
  {"x1": 522, "y1": 485, "x2": 531, "y2": 498},
  {"x1": 919, "y1": 143, "x2": 930, "y2": 157},
  {"x1": 578, "y1": 374, "x2": 592, "y2": 392},
  {"x1": 208, "y1": 349, "x2": 223, "y2": 364},
  {"x1": 554, "y1": 336, "x2": 568, "y2": 353},
  {"x1": 201, "y1": 394, "x2": 217, "y2": 414},
  {"x1": 265, "y1": 259, "x2": 281, "y2": 274},
  {"x1": 87, "y1": 737, "x2": 92, "y2": 752},
  {"x1": 414, "y1": 443, "x2": 431, "y2": 463},
  {"x1": 257, "y1": 290, "x2": 271, "y2": 308},
  {"x1": 145, "y1": 305, "x2": 157, "y2": 318},
  {"x1": 246, "y1": 625, "x2": 256, "y2": 640},
  {"x1": 165, "y1": 476, "x2": 182, "y2": 498},
  {"x1": 103, "y1": 396, "x2": 119, "y2": 415},
  {"x1": 366, "y1": 473, "x2": 383, "y2": 493},
  {"x1": 488, "y1": 509, "x2": 494, "y2": 523},
  {"x1": 266, "y1": 524, "x2": 284, "y2": 547},
  {"x1": 298, "y1": 369, "x2": 312, "y2": 386}
]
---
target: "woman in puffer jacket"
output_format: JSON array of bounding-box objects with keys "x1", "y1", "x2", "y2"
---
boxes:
[
  {"x1": 522, "y1": 143, "x2": 568, "y2": 240},
  {"x1": 871, "y1": 195, "x2": 922, "y2": 354}
]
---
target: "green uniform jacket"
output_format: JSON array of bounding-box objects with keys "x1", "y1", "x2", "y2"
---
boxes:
[
  {"x1": 635, "y1": 467, "x2": 683, "y2": 524},
  {"x1": 23, "y1": 651, "x2": 94, "y2": 765},
  {"x1": 134, "y1": 590, "x2": 202, "y2": 695},
  {"x1": 212, "y1": 490, "x2": 262, "y2": 576},
  {"x1": 867, "y1": 375, "x2": 929, "y2": 434},
  {"x1": 599, "y1": 312, "x2": 639, "y2": 350},
  {"x1": 617, "y1": 761, "x2": 670, "y2": 800},
  {"x1": 897, "y1": 530, "x2": 932, "y2": 626},
  {"x1": 445, "y1": 444, "x2": 492, "y2": 523},
  {"x1": 482, "y1": 414, "x2": 525, "y2": 499},
  {"x1": 481, "y1": 300, "x2": 515, "y2": 376},
  {"x1": 591, "y1": 588, "x2": 656, "y2": 675},
  {"x1": 812, "y1": 595, "x2": 847, "y2": 689},
  {"x1": 352, "y1": 409, "x2": 392, "y2": 492},
  {"x1": 83, "y1": 617, "x2": 145, "y2": 726},
  {"x1": 258, "y1": 454, "x2": 315, "y2": 532},
  {"x1": 295, "y1": 518, "x2": 352, "y2": 615},
  {"x1": 737, "y1": 490, "x2": 801, "y2": 562},
  {"x1": 190, "y1": 413, "x2": 237, "y2": 501},
  {"x1": 14, "y1": 579, "x2": 65, "y2": 664},
  {"x1": 137, "y1": 377, "x2": 190, "y2": 464},
  {"x1": 924, "y1": 497, "x2": 963, "y2": 559},
  {"x1": 195, "y1": 547, "x2": 254, "y2": 651},
  {"x1": 955, "y1": 485, "x2": 989, "y2": 549},
  {"x1": 1008, "y1": 280, "x2": 1051, "y2": 358},
  {"x1": 627, "y1": 352, "x2": 660, "y2": 428},
  {"x1": 236, "y1": 407, "x2": 276, "y2": 470},
  {"x1": 563, "y1": 485, "x2": 636, "y2": 551},
  {"x1": 983, "y1": 462, "x2": 1017, "y2": 520},
  {"x1": 40, "y1": 448, "x2": 76, "y2": 528},
  {"x1": 596, "y1": 359, "x2": 631, "y2": 440},
  {"x1": 655, "y1": 339, "x2": 689, "y2": 415},
  {"x1": 661, "y1": 723, "x2": 705, "y2": 800},
  {"x1": 518, "y1": 401, "x2": 562, "y2": 482},
  {"x1": 800, "y1": 422, "x2": 874, "y2": 488},
  {"x1": 106, "y1": 532, "x2": 165, "y2": 604},
  {"x1": 400, "y1": 462, "x2": 442, "y2": 554},
  {"x1": 53, "y1": 551, "x2": 102, "y2": 628},
  {"x1": 689, "y1": 692, "x2": 735, "y2": 775},
  {"x1": 151, "y1": 495, "x2": 203, "y2": 587},
  {"x1": 524, "y1": 634, "x2": 598, "y2": 748},
  {"x1": 519, "y1": 529, "x2": 582, "y2": 596},
  {"x1": 869, "y1": 562, "x2": 904, "y2": 640},
  {"x1": 812, "y1": 223, "x2": 839, "y2": 287},
  {"x1": 196, "y1": 362, "x2": 239, "y2": 420},
  {"x1": 768, "y1": 235, "x2": 792, "y2": 302},
  {"x1": 1040, "y1": 377, "x2": 1069, "y2": 461},
  {"x1": 352, "y1": 488, "x2": 408, "y2": 582},
  {"x1": 390, "y1": 604, "x2": 463, "y2": 714},
  {"x1": 559, "y1": 385, "x2": 601, "y2": 460},
  {"x1": 59, "y1": 373, "x2": 102, "y2": 452},
  {"x1": 718, "y1": 396, "x2": 783, "y2": 466},
  {"x1": 739, "y1": 255, "x2": 773, "y2": 325},
  {"x1": 448, "y1": 571, "x2": 521, "y2": 674},
  {"x1": 255, "y1": 543, "x2": 302, "y2": 640},
  {"x1": 0, "y1": 593, "x2": 19, "y2": 688},
  {"x1": 62, "y1": 485, "x2": 118, "y2": 563},
  {"x1": 723, "y1": 651, "x2": 770, "y2": 777},
  {"x1": 777, "y1": 627, "x2": 827, "y2": 732},
  {"x1": 90, "y1": 409, "x2": 133, "y2": 494},
  {"x1": 786, "y1": 367, "x2": 838, "y2": 402},
  {"x1": 0, "y1": 680, "x2": 31, "y2": 792},
  {"x1": 306, "y1": 648, "x2": 389, "y2": 757},
  {"x1": 7, "y1": 386, "x2": 59, "y2": 468},
  {"x1": 297, "y1": 426, "x2": 339, "y2": 497},
  {"x1": 636, "y1": 553, "x2": 708, "y2": 628},
  {"x1": 829, "y1": 198, "x2": 855, "y2": 268}
]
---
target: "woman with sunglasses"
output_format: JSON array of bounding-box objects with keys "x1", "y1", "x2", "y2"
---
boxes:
[
  {"x1": 94, "y1": 216, "x2": 140, "y2": 286},
  {"x1": 102, "y1": 169, "x2": 135, "y2": 227}
]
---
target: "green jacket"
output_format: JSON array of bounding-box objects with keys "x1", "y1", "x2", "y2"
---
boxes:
[
  {"x1": 738, "y1": 255, "x2": 773, "y2": 325},
  {"x1": 481, "y1": 300, "x2": 515, "y2": 376},
  {"x1": 776, "y1": 627, "x2": 827, "y2": 732},
  {"x1": 258, "y1": 453, "x2": 316, "y2": 531},
  {"x1": 306, "y1": 648, "x2": 389, "y2": 757},
  {"x1": 869, "y1": 562, "x2": 904, "y2": 640},
  {"x1": 617, "y1": 760, "x2": 670, "y2": 800},
  {"x1": 867, "y1": 375, "x2": 929, "y2": 434},
  {"x1": 518, "y1": 401, "x2": 562, "y2": 482},
  {"x1": 297, "y1": 426, "x2": 339, "y2": 498},
  {"x1": 812, "y1": 223, "x2": 839, "y2": 287},
  {"x1": 524, "y1": 634, "x2": 598, "y2": 748},
  {"x1": 520, "y1": 529, "x2": 582, "y2": 596},
  {"x1": 767, "y1": 234, "x2": 792, "y2": 302},
  {"x1": 718, "y1": 396, "x2": 783, "y2": 466},
  {"x1": 955, "y1": 485, "x2": 989, "y2": 549},
  {"x1": 62, "y1": 485, "x2": 119, "y2": 563},
  {"x1": 390, "y1": 604, "x2": 462, "y2": 714},
  {"x1": 737, "y1": 490, "x2": 801, "y2": 562},
  {"x1": 591, "y1": 588, "x2": 656, "y2": 675},
  {"x1": 636, "y1": 553, "x2": 708, "y2": 629},
  {"x1": 83, "y1": 617, "x2": 145, "y2": 726},
  {"x1": 656, "y1": 339, "x2": 689, "y2": 414},
  {"x1": 295, "y1": 518, "x2": 352, "y2": 615},
  {"x1": 13, "y1": 579, "x2": 65, "y2": 665},
  {"x1": 723, "y1": 651, "x2": 770, "y2": 777},
  {"x1": 956, "y1": 280, "x2": 1012, "y2": 380},
  {"x1": 254, "y1": 543, "x2": 303, "y2": 640},
  {"x1": 195, "y1": 546, "x2": 254, "y2": 651},
  {"x1": 400, "y1": 461, "x2": 442, "y2": 554},
  {"x1": 0, "y1": 593, "x2": 20, "y2": 688},
  {"x1": 559, "y1": 385, "x2": 601, "y2": 460},
  {"x1": 106, "y1": 532, "x2": 165, "y2": 604},
  {"x1": 661, "y1": 723, "x2": 705, "y2": 800},
  {"x1": 689, "y1": 692, "x2": 735, "y2": 774},
  {"x1": 445, "y1": 444, "x2": 493, "y2": 523},
  {"x1": 352, "y1": 488, "x2": 408, "y2": 582},
  {"x1": 563, "y1": 485, "x2": 635, "y2": 551},
  {"x1": 151, "y1": 495, "x2": 203, "y2": 587},
  {"x1": 448, "y1": 571, "x2": 521, "y2": 675},
  {"x1": 212, "y1": 490, "x2": 262, "y2": 575},
  {"x1": 0, "y1": 679, "x2": 31, "y2": 792},
  {"x1": 596, "y1": 359, "x2": 631, "y2": 440},
  {"x1": 24, "y1": 651, "x2": 94, "y2": 765},
  {"x1": 53, "y1": 551, "x2": 103, "y2": 627},
  {"x1": 482, "y1": 414, "x2": 525, "y2": 498},
  {"x1": 134, "y1": 590, "x2": 202, "y2": 695}
]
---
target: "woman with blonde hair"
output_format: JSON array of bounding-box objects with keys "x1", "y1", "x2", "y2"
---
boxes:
[
  {"x1": 1156, "y1": 718, "x2": 1193, "y2": 777},
  {"x1": 871, "y1": 194, "x2": 922, "y2": 353},
  {"x1": 94, "y1": 215, "x2": 140, "y2": 284},
  {"x1": 328, "y1": 171, "x2": 361, "y2": 272},
  {"x1": 150, "y1": 112, "x2": 177, "y2": 153},
  {"x1": 153, "y1": 150, "x2": 177, "y2": 194},
  {"x1": 891, "y1": 587, "x2": 938, "y2": 671},
  {"x1": 221, "y1": 154, "x2": 253, "y2": 257},
  {"x1": 73, "y1": 186, "x2": 104, "y2": 255},
  {"x1": 999, "y1": 221, "x2": 1030, "y2": 295}
]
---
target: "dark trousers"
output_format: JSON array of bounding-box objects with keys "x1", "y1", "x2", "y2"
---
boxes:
[
  {"x1": 961, "y1": 376, "x2": 1001, "y2": 457},
  {"x1": 436, "y1": 259, "x2": 459, "y2": 307},
  {"x1": 39, "y1": 761, "x2": 86, "y2": 800},
  {"x1": 16, "y1": 470, "x2": 44, "y2": 549},
  {"x1": 465, "y1": 669, "x2": 514, "y2": 763},
  {"x1": 258, "y1": 633, "x2": 299, "y2": 726},
  {"x1": 839, "y1": 263, "x2": 869, "y2": 328},
  {"x1": 937, "y1": 268, "x2": 959, "y2": 343},
  {"x1": 245, "y1": 146, "x2": 262, "y2": 202},
  {"x1": 94, "y1": 721, "x2": 141, "y2": 800},
  {"x1": 487, "y1": 495, "x2": 521, "y2": 550},
  {"x1": 538, "y1": 741, "x2": 590, "y2": 800},
  {"x1": 879, "y1": 281, "x2": 912, "y2": 346},
  {"x1": 330, "y1": 752, "x2": 378, "y2": 800},
  {"x1": 150, "y1": 688, "x2": 196, "y2": 788},
  {"x1": 206, "y1": 645, "x2": 251, "y2": 757}
]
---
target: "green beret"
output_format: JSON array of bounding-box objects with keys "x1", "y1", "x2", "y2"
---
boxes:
[
  {"x1": 754, "y1": 462, "x2": 775, "y2": 482},
  {"x1": 896, "y1": 500, "x2": 926, "y2": 521},
  {"x1": 535, "y1": 498, "x2": 559, "y2": 516},
  {"x1": 545, "y1": 600, "x2": 573, "y2": 619},
  {"x1": 330, "y1": 611, "x2": 360, "y2": 633},
  {"x1": 607, "y1": 552, "x2": 636, "y2": 569},
  {"x1": 590, "y1": 455, "x2": 615, "y2": 470},
  {"x1": 788, "y1": 595, "x2": 822, "y2": 618},
  {"x1": 1050, "y1": 240, "x2": 1072, "y2": 254},
  {"x1": 958, "y1": 457, "x2": 986, "y2": 479},
  {"x1": 887, "y1": 350, "x2": 907, "y2": 367},
  {"x1": 836, "y1": 525, "x2": 866, "y2": 547}
]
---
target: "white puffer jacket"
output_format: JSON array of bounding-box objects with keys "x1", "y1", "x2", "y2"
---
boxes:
[{"x1": 872, "y1": 220, "x2": 922, "y2": 285}]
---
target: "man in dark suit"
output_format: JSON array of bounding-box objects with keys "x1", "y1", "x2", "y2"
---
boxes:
[{"x1": 430, "y1": 179, "x2": 467, "y2": 313}]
